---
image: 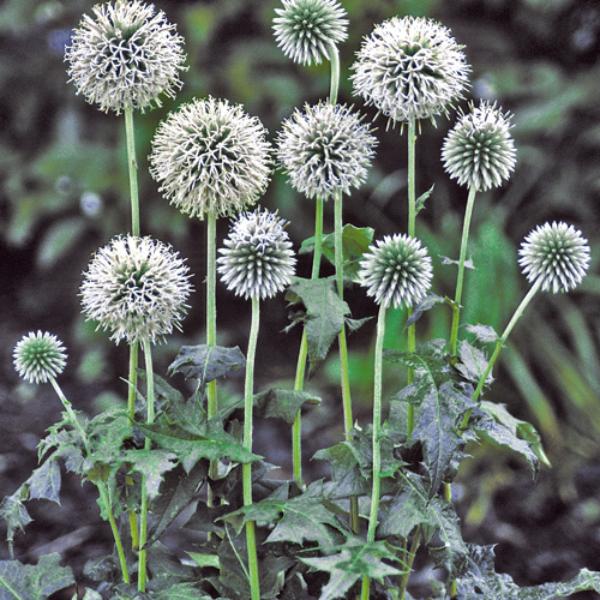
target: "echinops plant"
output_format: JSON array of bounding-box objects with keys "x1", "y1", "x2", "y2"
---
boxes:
[{"x1": 2, "y1": 2, "x2": 598, "y2": 600}]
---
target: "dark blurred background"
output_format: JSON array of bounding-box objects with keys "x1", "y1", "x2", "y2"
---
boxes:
[{"x1": 1, "y1": 0, "x2": 600, "y2": 593}]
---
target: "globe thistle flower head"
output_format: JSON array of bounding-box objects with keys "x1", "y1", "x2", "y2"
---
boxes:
[
  {"x1": 442, "y1": 101, "x2": 516, "y2": 192},
  {"x1": 351, "y1": 16, "x2": 470, "y2": 125},
  {"x1": 149, "y1": 97, "x2": 272, "y2": 220},
  {"x1": 518, "y1": 222, "x2": 590, "y2": 294},
  {"x1": 358, "y1": 234, "x2": 433, "y2": 309},
  {"x1": 218, "y1": 208, "x2": 296, "y2": 300},
  {"x1": 65, "y1": 0, "x2": 186, "y2": 115},
  {"x1": 273, "y1": 0, "x2": 348, "y2": 66},
  {"x1": 277, "y1": 102, "x2": 378, "y2": 200},
  {"x1": 13, "y1": 331, "x2": 67, "y2": 385},
  {"x1": 80, "y1": 235, "x2": 192, "y2": 345}
]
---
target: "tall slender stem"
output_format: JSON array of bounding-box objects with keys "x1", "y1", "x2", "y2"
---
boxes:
[
  {"x1": 292, "y1": 199, "x2": 324, "y2": 488},
  {"x1": 206, "y1": 210, "x2": 218, "y2": 418},
  {"x1": 138, "y1": 339, "x2": 155, "y2": 592},
  {"x1": 329, "y1": 43, "x2": 340, "y2": 104},
  {"x1": 449, "y1": 187, "x2": 477, "y2": 357},
  {"x1": 49, "y1": 378, "x2": 129, "y2": 584},
  {"x1": 406, "y1": 119, "x2": 417, "y2": 437},
  {"x1": 243, "y1": 298, "x2": 261, "y2": 600},
  {"x1": 399, "y1": 529, "x2": 422, "y2": 600},
  {"x1": 124, "y1": 106, "x2": 141, "y2": 550},
  {"x1": 360, "y1": 304, "x2": 387, "y2": 600}
]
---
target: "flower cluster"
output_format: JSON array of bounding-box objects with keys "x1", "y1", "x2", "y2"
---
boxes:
[
  {"x1": 149, "y1": 97, "x2": 272, "y2": 220},
  {"x1": 358, "y1": 234, "x2": 433, "y2": 309},
  {"x1": 519, "y1": 222, "x2": 591, "y2": 294},
  {"x1": 13, "y1": 331, "x2": 67, "y2": 384},
  {"x1": 352, "y1": 16, "x2": 470, "y2": 125},
  {"x1": 80, "y1": 235, "x2": 192, "y2": 344},
  {"x1": 218, "y1": 209, "x2": 296, "y2": 300},
  {"x1": 273, "y1": 0, "x2": 348, "y2": 65},
  {"x1": 65, "y1": 0, "x2": 186, "y2": 114},
  {"x1": 277, "y1": 102, "x2": 377, "y2": 200},
  {"x1": 442, "y1": 101, "x2": 517, "y2": 191}
]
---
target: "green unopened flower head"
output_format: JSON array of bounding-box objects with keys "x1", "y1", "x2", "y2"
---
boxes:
[
  {"x1": 519, "y1": 222, "x2": 590, "y2": 294},
  {"x1": 80, "y1": 235, "x2": 192, "y2": 344},
  {"x1": 218, "y1": 208, "x2": 296, "y2": 300},
  {"x1": 65, "y1": 0, "x2": 186, "y2": 114},
  {"x1": 277, "y1": 102, "x2": 378, "y2": 200},
  {"x1": 13, "y1": 331, "x2": 67, "y2": 384},
  {"x1": 358, "y1": 234, "x2": 433, "y2": 309},
  {"x1": 442, "y1": 101, "x2": 516, "y2": 191},
  {"x1": 351, "y1": 16, "x2": 470, "y2": 125},
  {"x1": 273, "y1": 0, "x2": 348, "y2": 65},
  {"x1": 149, "y1": 97, "x2": 272, "y2": 220}
]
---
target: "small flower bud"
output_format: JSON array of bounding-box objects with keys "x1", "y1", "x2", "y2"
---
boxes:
[{"x1": 14, "y1": 331, "x2": 67, "y2": 384}]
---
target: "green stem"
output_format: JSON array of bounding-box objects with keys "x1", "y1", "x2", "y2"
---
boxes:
[
  {"x1": 138, "y1": 339, "x2": 155, "y2": 592},
  {"x1": 360, "y1": 304, "x2": 387, "y2": 599},
  {"x1": 127, "y1": 344, "x2": 138, "y2": 422},
  {"x1": 243, "y1": 298, "x2": 261, "y2": 600},
  {"x1": 449, "y1": 187, "x2": 477, "y2": 357},
  {"x1": 206, "y1": 210, "x2": 218, "y2": 418},
  {"x1": 399, "y1": 529, "x2": 421, "y2": 600},
  {"x1": 406, "y1": 119, "x2": 417, "y2": 437},
  {"x1": 292, "y1": 198, "x2": 323, "y2": 488},
  {"x1": 49, "y1": 378, "x2": 129, "y2": 584},
  {"x1": 98, "y1": 481, "x2": 130, "y2": 584},
  {"x1": 329, "y1": 43, "x2": 340, "y2": 104}
]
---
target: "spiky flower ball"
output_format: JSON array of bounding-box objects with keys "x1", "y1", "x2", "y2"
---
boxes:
[
  {"x1": 273, "y1": 0, "x2": 348, "y2": 66},
  {"x1": 13, "y1": 331, "x2": 67, "y2": 384},
  {"x1": 277, "y1": 102, "x2": 377, "y2": 200},
  {"x1": 518, "y1": 222, "x2": 590, "y2": 294},
  {"x1": 442, "y1": 102, "x2": 517, "y2": 192},
  {"x1": 358, "y1": 234, "x2": 433, "y2": 309},
  {"x1": 80, "y1": 236, "x2": 192, "y2": 344},
  {"x1": 149, "y1": 97, "x2": 272, "y2": 220},
  {"x1": 351, "y1": 16, "x2": 470, "y2": 125},
  {"x1": 65, "y1": 0, "x2": 186, "y2": 114},
  {"x1": 218, "y1": 209, "x2": 296, "y2": 300}
]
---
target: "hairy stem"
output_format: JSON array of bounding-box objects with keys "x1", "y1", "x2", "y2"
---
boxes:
[
  {"x1": 138, "y1": 339, "x2": 155, "y2": 592},
  {"x1": 50, "y1": 378, "x2": 129, "y2": 583},
  {"x1": 406, "y1": 119, "x2": 417, "y2": 437},
  {"x1": 449, "y1": 187, "x2": 477, "y2": 357},
  {"x1": 360, "y1": 304, "x2": 387, "y2": 599},
  {"x1": 243, "y1": 297, "x2": 261, "y2": 600}
]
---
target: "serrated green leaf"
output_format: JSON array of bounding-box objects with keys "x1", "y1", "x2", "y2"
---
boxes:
[
  {"x1": 0, "y1": 553, "x2": 74, "y2": 600},
  {"x1": 301, "y1": 540, "x2": 402, "y2": 600},
  {"x1": 186, "y1": 552, "x2": 220, "y2": 569},
  {"x1": 300, "y1": 224, "x2": 374, "y2": 282},
  {"x1": 406, "y1": 294, "x2": 445, "y2": 327},
  {"x1": 86, "y1": 408, "x2": 132, "y2": 468},
  {"x1": 254, "y1": 388, "x2": 321, "y2": 425},
  {"x1": 0, "y1": 486, "x2": 32, "y2": 546},
  {"x1": 124, "y1": 449, "x2": 178, "y2": 500},
  {"x1": 455, "y1": 340, "x2": 492, "y2": 385},
  {"x1": 286, "y1": 277, "x2": 349, "y2": 370},
  {"x1": 466, "y1": 324, "x2": 499, "y2": 344},
  {"x1": 136, "y1": 423, "x2": 260, "y2": 474},
  {"x1": 415, "y1": 184, "x2": 435, "y2": 215},
  {"x1": 27, "y1": 459, "x2": 61, "y2": 505},
  {"x1": 169, "y1": 344, "x2": 245, "y2": 388}
]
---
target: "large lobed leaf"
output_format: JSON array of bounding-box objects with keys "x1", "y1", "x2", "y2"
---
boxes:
[{"x1": 254, "y1": 388, "x2": 321, "y2": 425}]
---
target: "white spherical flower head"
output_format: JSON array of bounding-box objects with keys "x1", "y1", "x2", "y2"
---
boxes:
[
  {"x1": 519, "y1": 222, "x2": 590, "y2": 294},
  {"x1": 218, "y1": 208, "x2": 296, "y2": 300},
  {"x1": 150, "y1": 97, "x2": 272, "y2": 220},
  {"x1": 358, "y1": 234, "x2": 433, "y2": 309},
  {"x1": 273, "y1": 0, "x2": 348, "y2": 65},
  {"x1": 442, "y1": 102, "x2": 517, "y2": 192},
  {"x1": 65, "y1": 0, "x2": 186, "y2": 114},
  {"x1": 351, "y1": 16, "x2": 470, "y2": 125},
  {"x1": 14, "y1": 331, "x2": 67, "y2": 384},
  {"x1": 277, "y1": 102, "x2": 378, "y2": 200},
  {"x1": 80, "y1": 235, "x2": 192, "y2": 344}
]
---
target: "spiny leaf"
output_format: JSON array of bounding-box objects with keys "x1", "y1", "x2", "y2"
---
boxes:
[
  {"x1": 124, "y1": 449, "x2": 178, "y2": 500},
  {"x1": 406, "y1": 294, "x2": 445, "y2": 327},
  {"x1": 300, "y1": 224, "x2": 375, "y2": 282},
  {"x1": 286, "y1": 277, "x2": 349, "y2": 370},
  {"x1": 86, "y1": 408, "x2": 132, "y2": 467},
  {"x1": 254, "y1": 388, "x2": 321, "y2": 425},
  {"x1": 455, "y1": 340, "x2": 492, "y2": 385},
  {"x1": 169, "y1": 344, "x2": 245, "y2": 388},
  {"x1": 415, "y1": 184, "x2": 435, "y2": 215},
  {"x1": 0, "y1": 486, "x2": 32, "y2": 547},
  {"x1": 301, "y1": 539, "x2": 403, "y2": 600},
  {"x1": 136, "y1": 423, "x2": 260, "y2": 474},
  {"x1": 466, "y1": 324, "x2": 499, "y2": 344},
  {"x1": 27, "y1": 459, "x2": 61, "y2": 505},
  {"x1": 0, "y1": 553, "x2": 74, "y2": 600}
]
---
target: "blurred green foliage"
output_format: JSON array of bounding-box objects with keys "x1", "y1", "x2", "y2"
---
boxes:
[{"x1": 1, "y1": 0, "x2": 599, "y2": 552}]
